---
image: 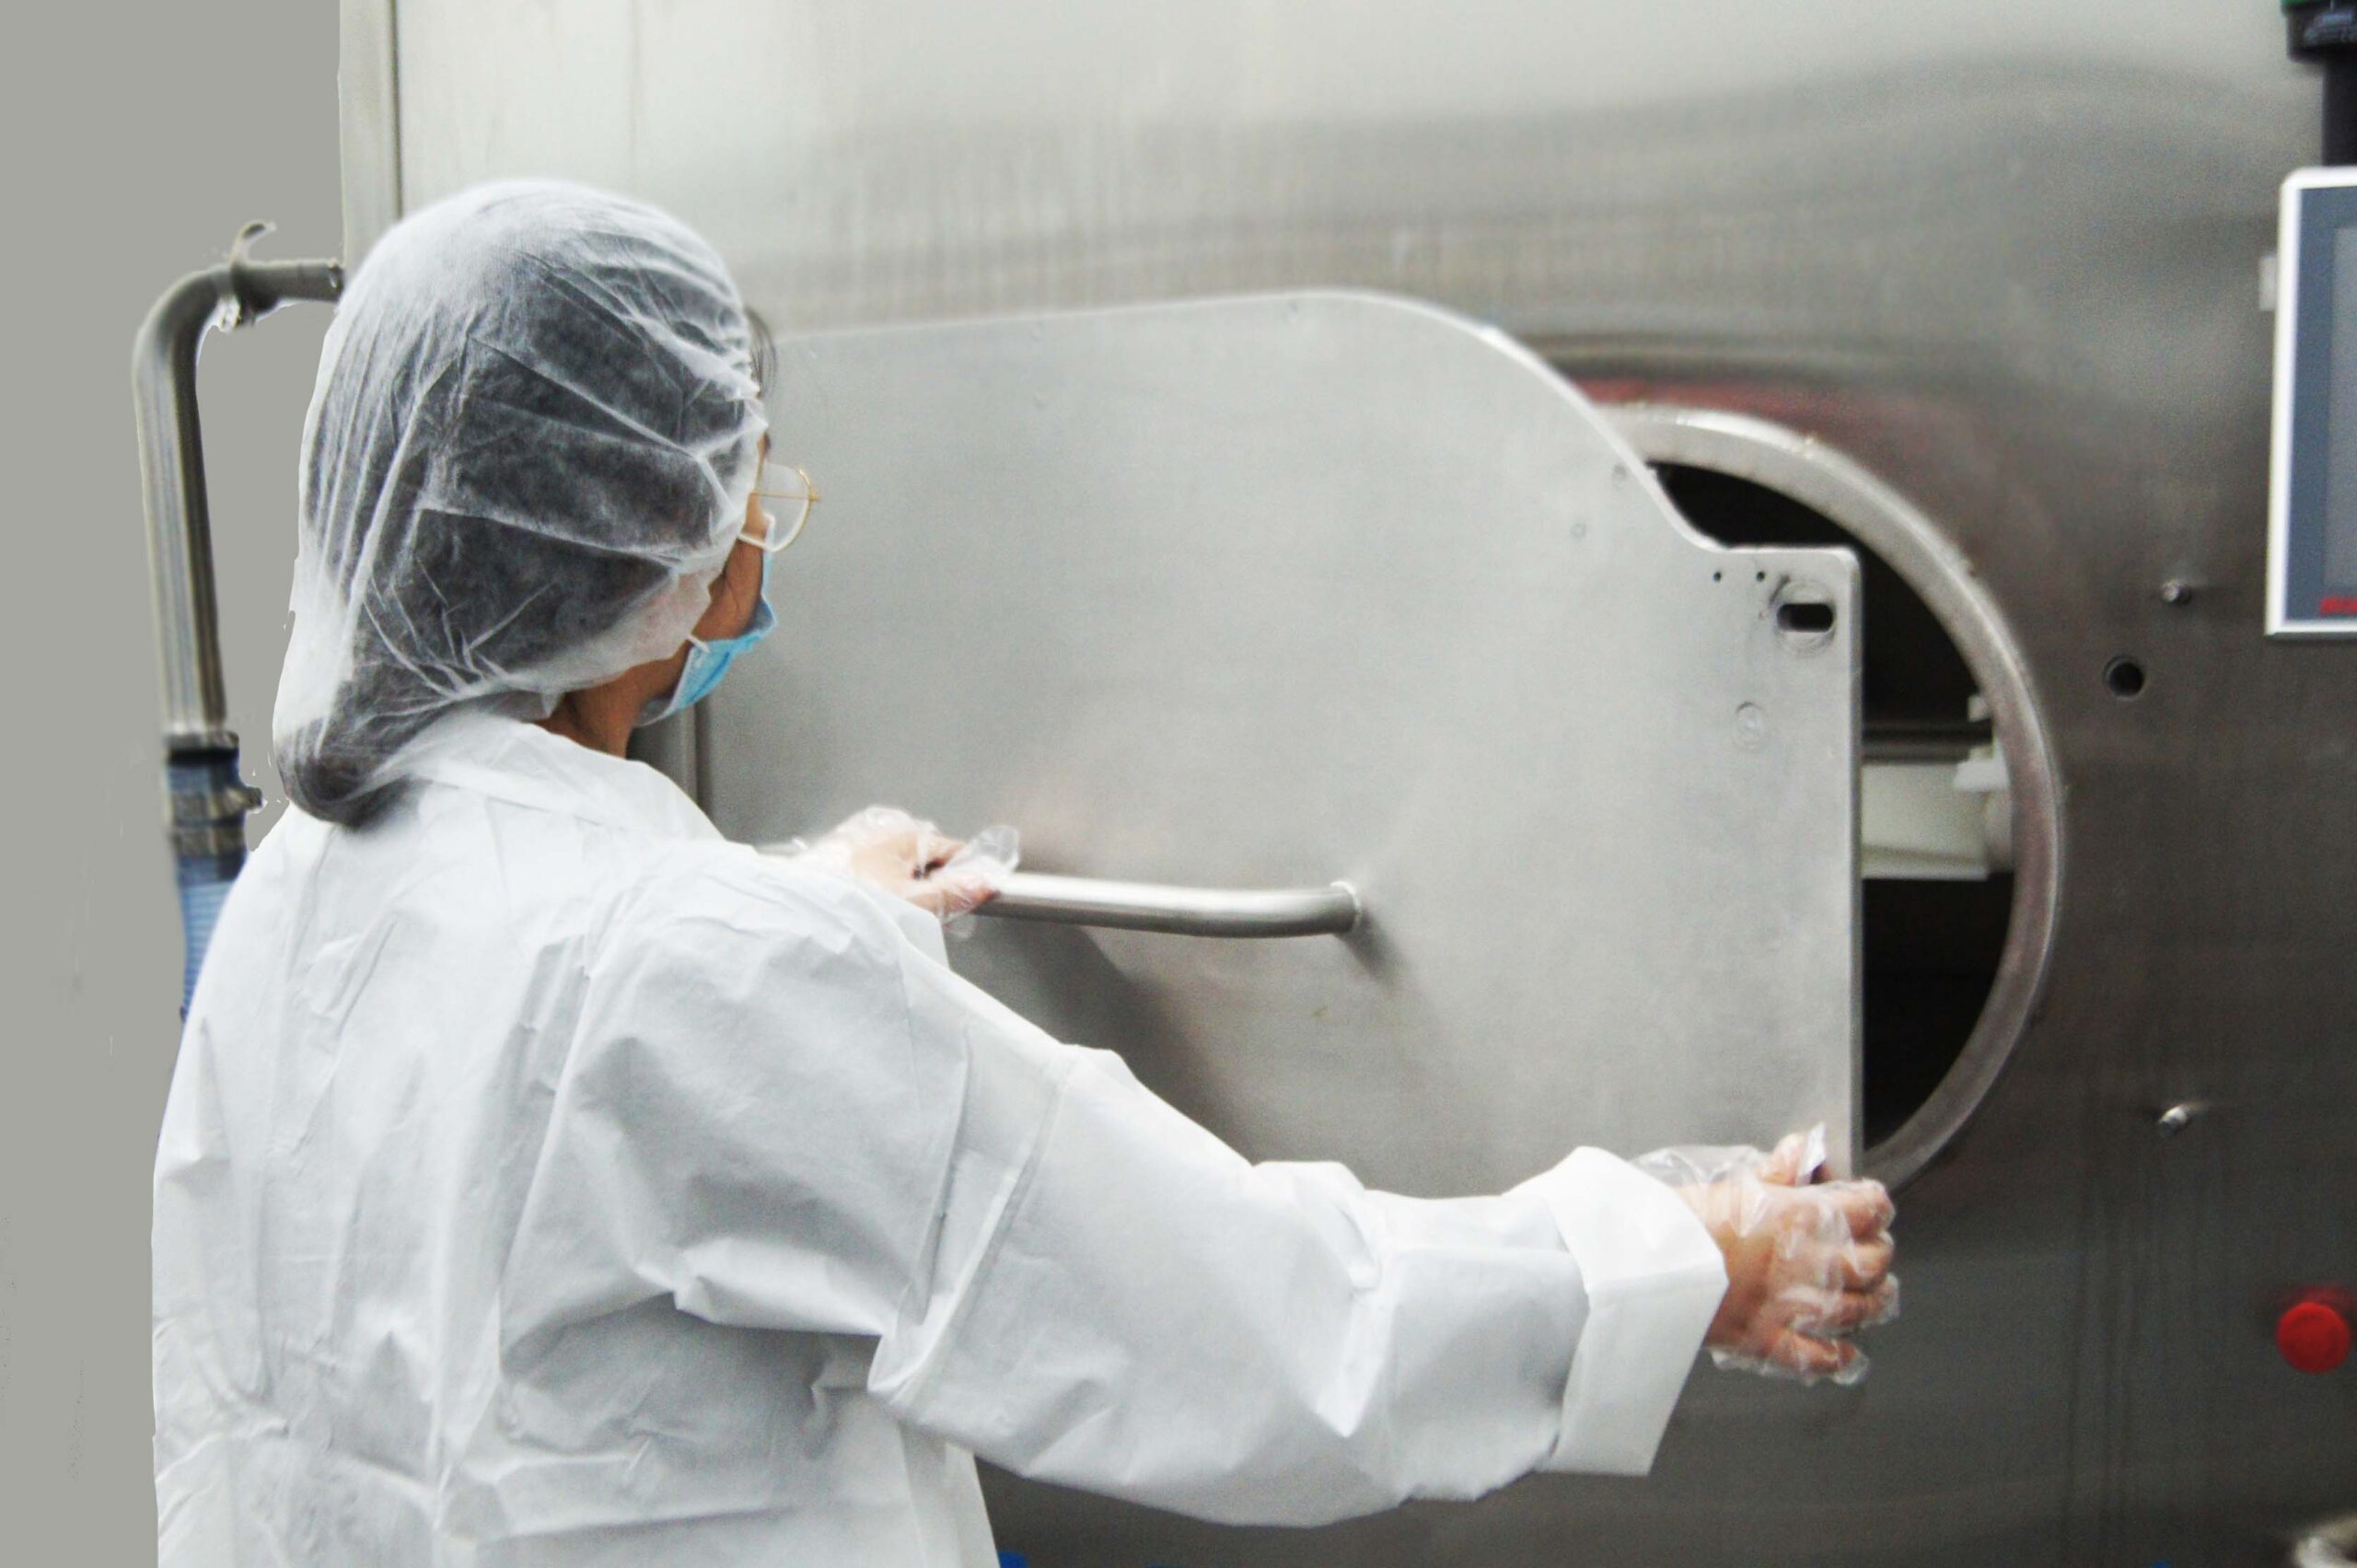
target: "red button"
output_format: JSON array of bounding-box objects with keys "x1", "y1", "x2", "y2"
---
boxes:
[{"x1": 2277, "y1": 1300, "x2": 2351, "y2": 1375}]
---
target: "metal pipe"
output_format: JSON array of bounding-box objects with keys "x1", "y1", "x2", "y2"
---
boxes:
[
  {"x1": 132, "y1": 225, "x2": 342, "y2": 753},
  {"x1": 2327, "y1": 57, "x2": 2357, "y2": 165},
  {"x1": 133, "y1": 226, "x2": 342, "y2": 1014},
  {"x1": 2287, "y1": 3, "x2": 2357, "y2": 164},
  {"x1": 976, "y1": 872, "x2": 1363, "y2": 938}
]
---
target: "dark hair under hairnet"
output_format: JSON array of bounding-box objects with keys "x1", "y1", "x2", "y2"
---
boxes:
[{"x1": 273, "y1": 180, "x2": 766, "y2": 824}]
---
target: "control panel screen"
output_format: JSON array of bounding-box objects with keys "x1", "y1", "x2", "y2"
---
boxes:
[
  {"x1": 2271, "y1": 169, "x2": 2357, "y2": 636},
  {"x1": 2332, "y1": 228, "x2": 2357, "y2": 589}
]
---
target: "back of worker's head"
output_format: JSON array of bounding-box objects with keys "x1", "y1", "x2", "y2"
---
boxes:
[{"x1": 274, "y1": 180, "x2": 767, "y2": 825}]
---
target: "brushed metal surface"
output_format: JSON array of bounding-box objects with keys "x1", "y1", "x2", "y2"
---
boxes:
[
  {"x1": 334, "y1": 0, "x2": 398, "y2": 267},
  {"x1": 702, "y1": 294, "x2": 1862, "y2": 1197},
  {"x1": 362, "y1": 3, "x2": 2356, "y2": 1562}
]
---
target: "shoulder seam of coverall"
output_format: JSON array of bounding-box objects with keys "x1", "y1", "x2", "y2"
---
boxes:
[
  {"x1": 482, "y1": 857, "x2": 714, "y2": 1361},
  {"x1": 883, "y1": 947, "x2": 964, "y2": 1336},
  {"x1": 871, "y1": 1042, "x2": 1084, "y2": 1419},
  {"x1": 582, "y1": 848, "x2": 957, "y2": 1328}
]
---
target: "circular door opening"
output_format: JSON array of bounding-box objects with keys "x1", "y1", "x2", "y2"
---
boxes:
[
  {"x1": 1607, "y1": 408, "x2": 2061, "y2": 1186},
  {"x1": 1655, "y1": 464, "x2": 2008, "y2": 1148}
]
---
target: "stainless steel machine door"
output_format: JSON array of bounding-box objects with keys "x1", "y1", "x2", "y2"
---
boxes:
[{"x1": 701, "y1": 293, "x2": 1861, "y2": 1198}]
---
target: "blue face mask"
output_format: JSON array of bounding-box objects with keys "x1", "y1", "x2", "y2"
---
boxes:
[{"x1": 635, "y1": 552, "x2": 777, "y2": 726}]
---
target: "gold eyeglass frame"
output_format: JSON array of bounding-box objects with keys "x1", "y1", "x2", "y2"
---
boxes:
[{"x1": 747, "y1": 460, "x2": 822, "y2": 553}]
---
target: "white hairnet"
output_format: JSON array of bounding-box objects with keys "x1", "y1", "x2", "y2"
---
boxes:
[{"x1": 273, "y1": 180, "x2": 767, "y2": 824}]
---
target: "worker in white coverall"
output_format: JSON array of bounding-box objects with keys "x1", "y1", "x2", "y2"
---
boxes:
[{"x1": 151, "y1": 180, "x2": 1898, "y2": 1566}]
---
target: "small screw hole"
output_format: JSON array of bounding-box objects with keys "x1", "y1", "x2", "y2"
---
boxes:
[{"x1": 2104, "y1": 656, "x2": 2147, "y2": 699}]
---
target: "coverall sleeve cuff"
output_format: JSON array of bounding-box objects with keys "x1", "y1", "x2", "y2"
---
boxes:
[{"x1": 1520, "y1": 1147, "x2": 1727, "y2": 1476}]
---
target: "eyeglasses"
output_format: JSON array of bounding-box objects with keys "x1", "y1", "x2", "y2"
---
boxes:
[{"x1": 744, "y1": 460, "x2": 822, "y2": 553}]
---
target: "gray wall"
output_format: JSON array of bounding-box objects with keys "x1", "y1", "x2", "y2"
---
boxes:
[{"x1": 1, "y1": 3, "x2": 339, "y2": 1557}]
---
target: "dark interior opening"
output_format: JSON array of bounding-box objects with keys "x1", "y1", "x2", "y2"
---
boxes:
[{"x1": 1655, "y1": 464, "x2": 2014, "y2": 1146}]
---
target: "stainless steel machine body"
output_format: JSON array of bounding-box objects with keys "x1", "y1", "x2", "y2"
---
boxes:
[
  {"x1": 339, "y1": 2, "x2": 2357, "y2": 1562},
  {"x1": 717, "y1": 294, "x2": 1863, "y2": 1192}
]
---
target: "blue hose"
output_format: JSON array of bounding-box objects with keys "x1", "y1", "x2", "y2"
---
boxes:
[
  {"x1": 174, "y1": 859, "x2": 238, "y2": 1015},
  {"x1": 166, "y1": 750, "x2": 256, "y2": 1018}
]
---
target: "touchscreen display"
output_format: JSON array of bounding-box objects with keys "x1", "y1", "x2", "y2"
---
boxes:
[
  {"x1": 2330, "y1": 227, "x2": 2357, "y2": 590},
  {"x1": 2275, "y1": 174, "x2": 2357, "y2": 633}
]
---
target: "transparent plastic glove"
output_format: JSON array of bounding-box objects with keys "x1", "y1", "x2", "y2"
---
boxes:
[
  {"x1": 774, "y1": 807, "x2": 1018, "y2": 929},
  {"x1": 1632, "y1": 1126, "x2": 1898, "y2": 1387}
]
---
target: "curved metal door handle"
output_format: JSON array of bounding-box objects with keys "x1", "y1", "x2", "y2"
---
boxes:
[{"x1": 976, "y1": 872, "x2": 1362, "y2": 938}]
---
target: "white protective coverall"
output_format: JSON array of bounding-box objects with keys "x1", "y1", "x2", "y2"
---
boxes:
[{"x1": 153, "y1": 711, "x2": 1729, "y2": 1566}]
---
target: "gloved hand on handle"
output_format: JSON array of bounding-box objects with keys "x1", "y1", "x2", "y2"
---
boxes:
[
  {"x1": 780, "y1": 807, "x2": 1018, "y2": 925},
  {"x1": 1634, "y1": 1127, "x2": 1898, "y2": 1386}
]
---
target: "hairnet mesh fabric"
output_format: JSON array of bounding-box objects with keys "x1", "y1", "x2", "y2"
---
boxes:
[{"x1": 274, "y1": 180, "x2": 765, "y2": 824}]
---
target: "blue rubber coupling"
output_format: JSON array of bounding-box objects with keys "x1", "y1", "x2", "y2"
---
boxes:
[
  {"x1": 174, "y1": 864, "x2": 237, "y2": 1016},
  {"x1": 167, "y1": 749, "x2": 257, "y2": 1018}
]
